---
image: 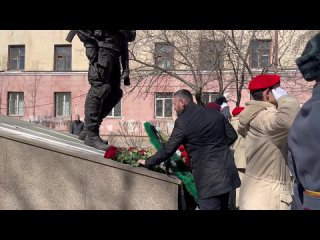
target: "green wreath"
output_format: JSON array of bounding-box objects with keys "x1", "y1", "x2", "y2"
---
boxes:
[{"x1": 144, "y1": 122, "x2": 198, "y2": 202}]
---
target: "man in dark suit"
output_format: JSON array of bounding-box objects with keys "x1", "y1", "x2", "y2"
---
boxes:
[
  {"x1": 69, "y1": 114, "x2": 85, "y2": 136},
  {"x1": 138, "y1": 89, "x2": 241, "y2": 210}
]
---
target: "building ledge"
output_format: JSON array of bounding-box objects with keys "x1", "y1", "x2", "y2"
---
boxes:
[{"x1": 0, "y1": 71, "x2": 88, "y2": 76}]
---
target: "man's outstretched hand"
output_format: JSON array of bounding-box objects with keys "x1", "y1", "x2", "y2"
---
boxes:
[{"x1": 137, "y1": 159, "x2": 146, "y2": 166}]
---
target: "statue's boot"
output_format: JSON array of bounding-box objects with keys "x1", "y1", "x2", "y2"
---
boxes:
[
  {"x1": 84, "y1": 127, "x2": 109, "y2": 151},
  {"x1": 79, "y1": 123, "x2": 108, "y2": 145}
]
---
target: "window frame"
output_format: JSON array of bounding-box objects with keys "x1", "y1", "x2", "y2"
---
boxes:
[
  {"x1": 7, "y1": 92, "x2": 24, "y2": 116},
  {"x1": 249, "y1": 39, "x2": 272, "y2": 69},
  {"x1": 54, "y1": 92, "x2": 71, "y2": 117},
  {"x1": 154, "y1": 92, "x2": 173, "y2": 118},
  {"x1": 199, "y1": 39, "x2": 225, "y2": 71},
  {"x1": 54, "y1": 44, "x2": 72, "y2": 71},
  {"x1": 202, "y1": 92, "x2": 219, "y2": 105},
  {"x1": 154, "y1": 42, "x2": 174, "y2": 70},
  {"x1": 8, "y1": 45, "x2": 25, "y2": 71}
]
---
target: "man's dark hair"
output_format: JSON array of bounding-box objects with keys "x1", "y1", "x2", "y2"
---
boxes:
[
  {"x1": 251, "y1": 88, "x2": 272, "y2": 101},
  {"x1": 174, "y1": 89, "x2": 193, "y2": 104},
  {"x1": 215, "y1": 96, "x2": 227, "y2": 105},
  {"x1": 251, "y1": 90, "x2": 264, "y2": 101}
]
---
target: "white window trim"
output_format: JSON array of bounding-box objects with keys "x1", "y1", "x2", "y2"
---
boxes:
[
  {"x1": 55, "y1": 92, "x2": 71, "y2": 117},
  {"x1": 155, "y1": 93, "x2": 173, "y2": 119},
  {"x1": 203, "y1": 92, "x2": 219, "y2": 102},
  {"x1": 8, "y1": 92, "x2": 24, "y2": 116}
]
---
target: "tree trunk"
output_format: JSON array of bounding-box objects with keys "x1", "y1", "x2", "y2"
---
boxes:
[
  {"x1": 195, "y1": 89, "x2": 204, "y2": 107},
  {"x1": 236, "y1": 73, "x2": 246, "y2": 106}
]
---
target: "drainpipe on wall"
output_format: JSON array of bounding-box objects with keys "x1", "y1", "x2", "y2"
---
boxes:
[
  {"x1": 273, "y1": 30, "x2": 279, "y2": 70},
  {"x1": 0, "y1": 73, "x2": 3, "y2": 115}
]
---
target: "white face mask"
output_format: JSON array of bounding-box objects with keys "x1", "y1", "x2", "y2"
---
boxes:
[{"x1": 271, "y1": 87, "x2": 287, "y2": 100}]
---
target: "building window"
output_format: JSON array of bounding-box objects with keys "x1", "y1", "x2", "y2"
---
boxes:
[
  {"x1": 8, "y1": 45, "x2": 25, "y2": 71},
  {"x1": 250, "y1": 40, "x2": 272, "y2": 68},
  {"x1": 107, "y1": 101, "x2": 122, "y2": 117},
  {"x1": 199, "y1": 40, "x2": 225, "y2": 71},
  {"x1": 54, "y1": 45, "x2": 72, "y2": 71},
  {"x1": 155, "y1": 42, "x2": 174, "y2": 70},
  {"x1": 8, "y1": 92, "x2": 24, "y2": 116},
  {"x1": 202, "y1": 92, "x2": 219, "y2": 105},
  {"x1": 55, "y1": 92, "x2": 71, "y2": 117},
  {"x1": 155, "y1": 93, "x2": 173, "y2": 118}
]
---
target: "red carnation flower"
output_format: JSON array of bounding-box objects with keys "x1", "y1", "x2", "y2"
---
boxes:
[
  {"x1": 178, "y1": 145, "x2": 185, "y2": 151},
  {"x1": 128, "y1": 147, "x2": 137, "y2": 152},
  {"x1": 138, "y1": 149, "x2": 146, "y2": 155},
  {"x1": 104, "y1": 146, "x2": 118, "y2": 159},
  {"x1": 117, "y1": 147, "x2": 125, "y2": 152},
  {"x1": 181, "y1": 151, "x2": 187, "y2": 158},
  {"x1": 178, "y1": 145, "x2": 190, "y2": 167}
]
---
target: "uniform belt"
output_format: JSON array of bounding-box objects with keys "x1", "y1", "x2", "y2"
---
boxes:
[
  {"x1": 304, "y1": 190, "x2": 320, "y2": 197},
  {"x1": 303, "y1": 190, "x2": 320, "y2": 210}
]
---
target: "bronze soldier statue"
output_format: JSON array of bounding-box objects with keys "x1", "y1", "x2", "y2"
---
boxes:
[{"x1": 66, "y1": 30, "x2": 136, "y2": 150}]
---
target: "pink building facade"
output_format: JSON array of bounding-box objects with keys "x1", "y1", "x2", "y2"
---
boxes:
[{"x1": 0, "y1": 71, "x2": 314, "y2": 136}]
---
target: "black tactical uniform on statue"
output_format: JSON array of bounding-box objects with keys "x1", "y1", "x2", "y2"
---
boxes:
[{"x1": 75, "y1": 30, "x2": 135, "y2": 150}]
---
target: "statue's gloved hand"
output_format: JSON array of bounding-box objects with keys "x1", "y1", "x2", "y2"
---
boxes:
[
  {"x1": 120, "y1": 70, "x2": 130, "y2": 79},
  {"x1": 124, "y1": 77, "x2": 130, "y2": 86},
  {"x1": 121, "y1": 70, "x2": 131, "y2": 86}
]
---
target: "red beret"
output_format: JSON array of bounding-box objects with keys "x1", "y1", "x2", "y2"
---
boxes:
[
  {"x1": 232, "y1": 107, "x2": 244, "y2": 117},
  {"x1": 206, "y1": 102, "x2": 221, "y2": 111},
  {"x1": 248, "y1": 74, "x2": 281, "y2": 92}
]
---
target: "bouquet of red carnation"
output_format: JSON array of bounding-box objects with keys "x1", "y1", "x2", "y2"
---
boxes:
[{"x1": 104, "y1": 146, "x2": 152, "y2": 167}]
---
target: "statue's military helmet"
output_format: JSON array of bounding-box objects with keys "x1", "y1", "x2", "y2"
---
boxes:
[{"x1": 296, "y1": 33, "x2": 320, "y2": 81}]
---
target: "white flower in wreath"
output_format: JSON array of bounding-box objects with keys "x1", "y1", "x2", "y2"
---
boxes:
[{"x1": 175, "y1": 149, "x2": 182, "y2": 157}]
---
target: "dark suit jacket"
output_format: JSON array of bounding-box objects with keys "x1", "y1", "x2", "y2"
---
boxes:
[
  {"x1": 69, "y1": 120, "x2": 84, "y2": 136},
  {"x1": 145, "y1": 102, "x2": 241, "y2": 199}
]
